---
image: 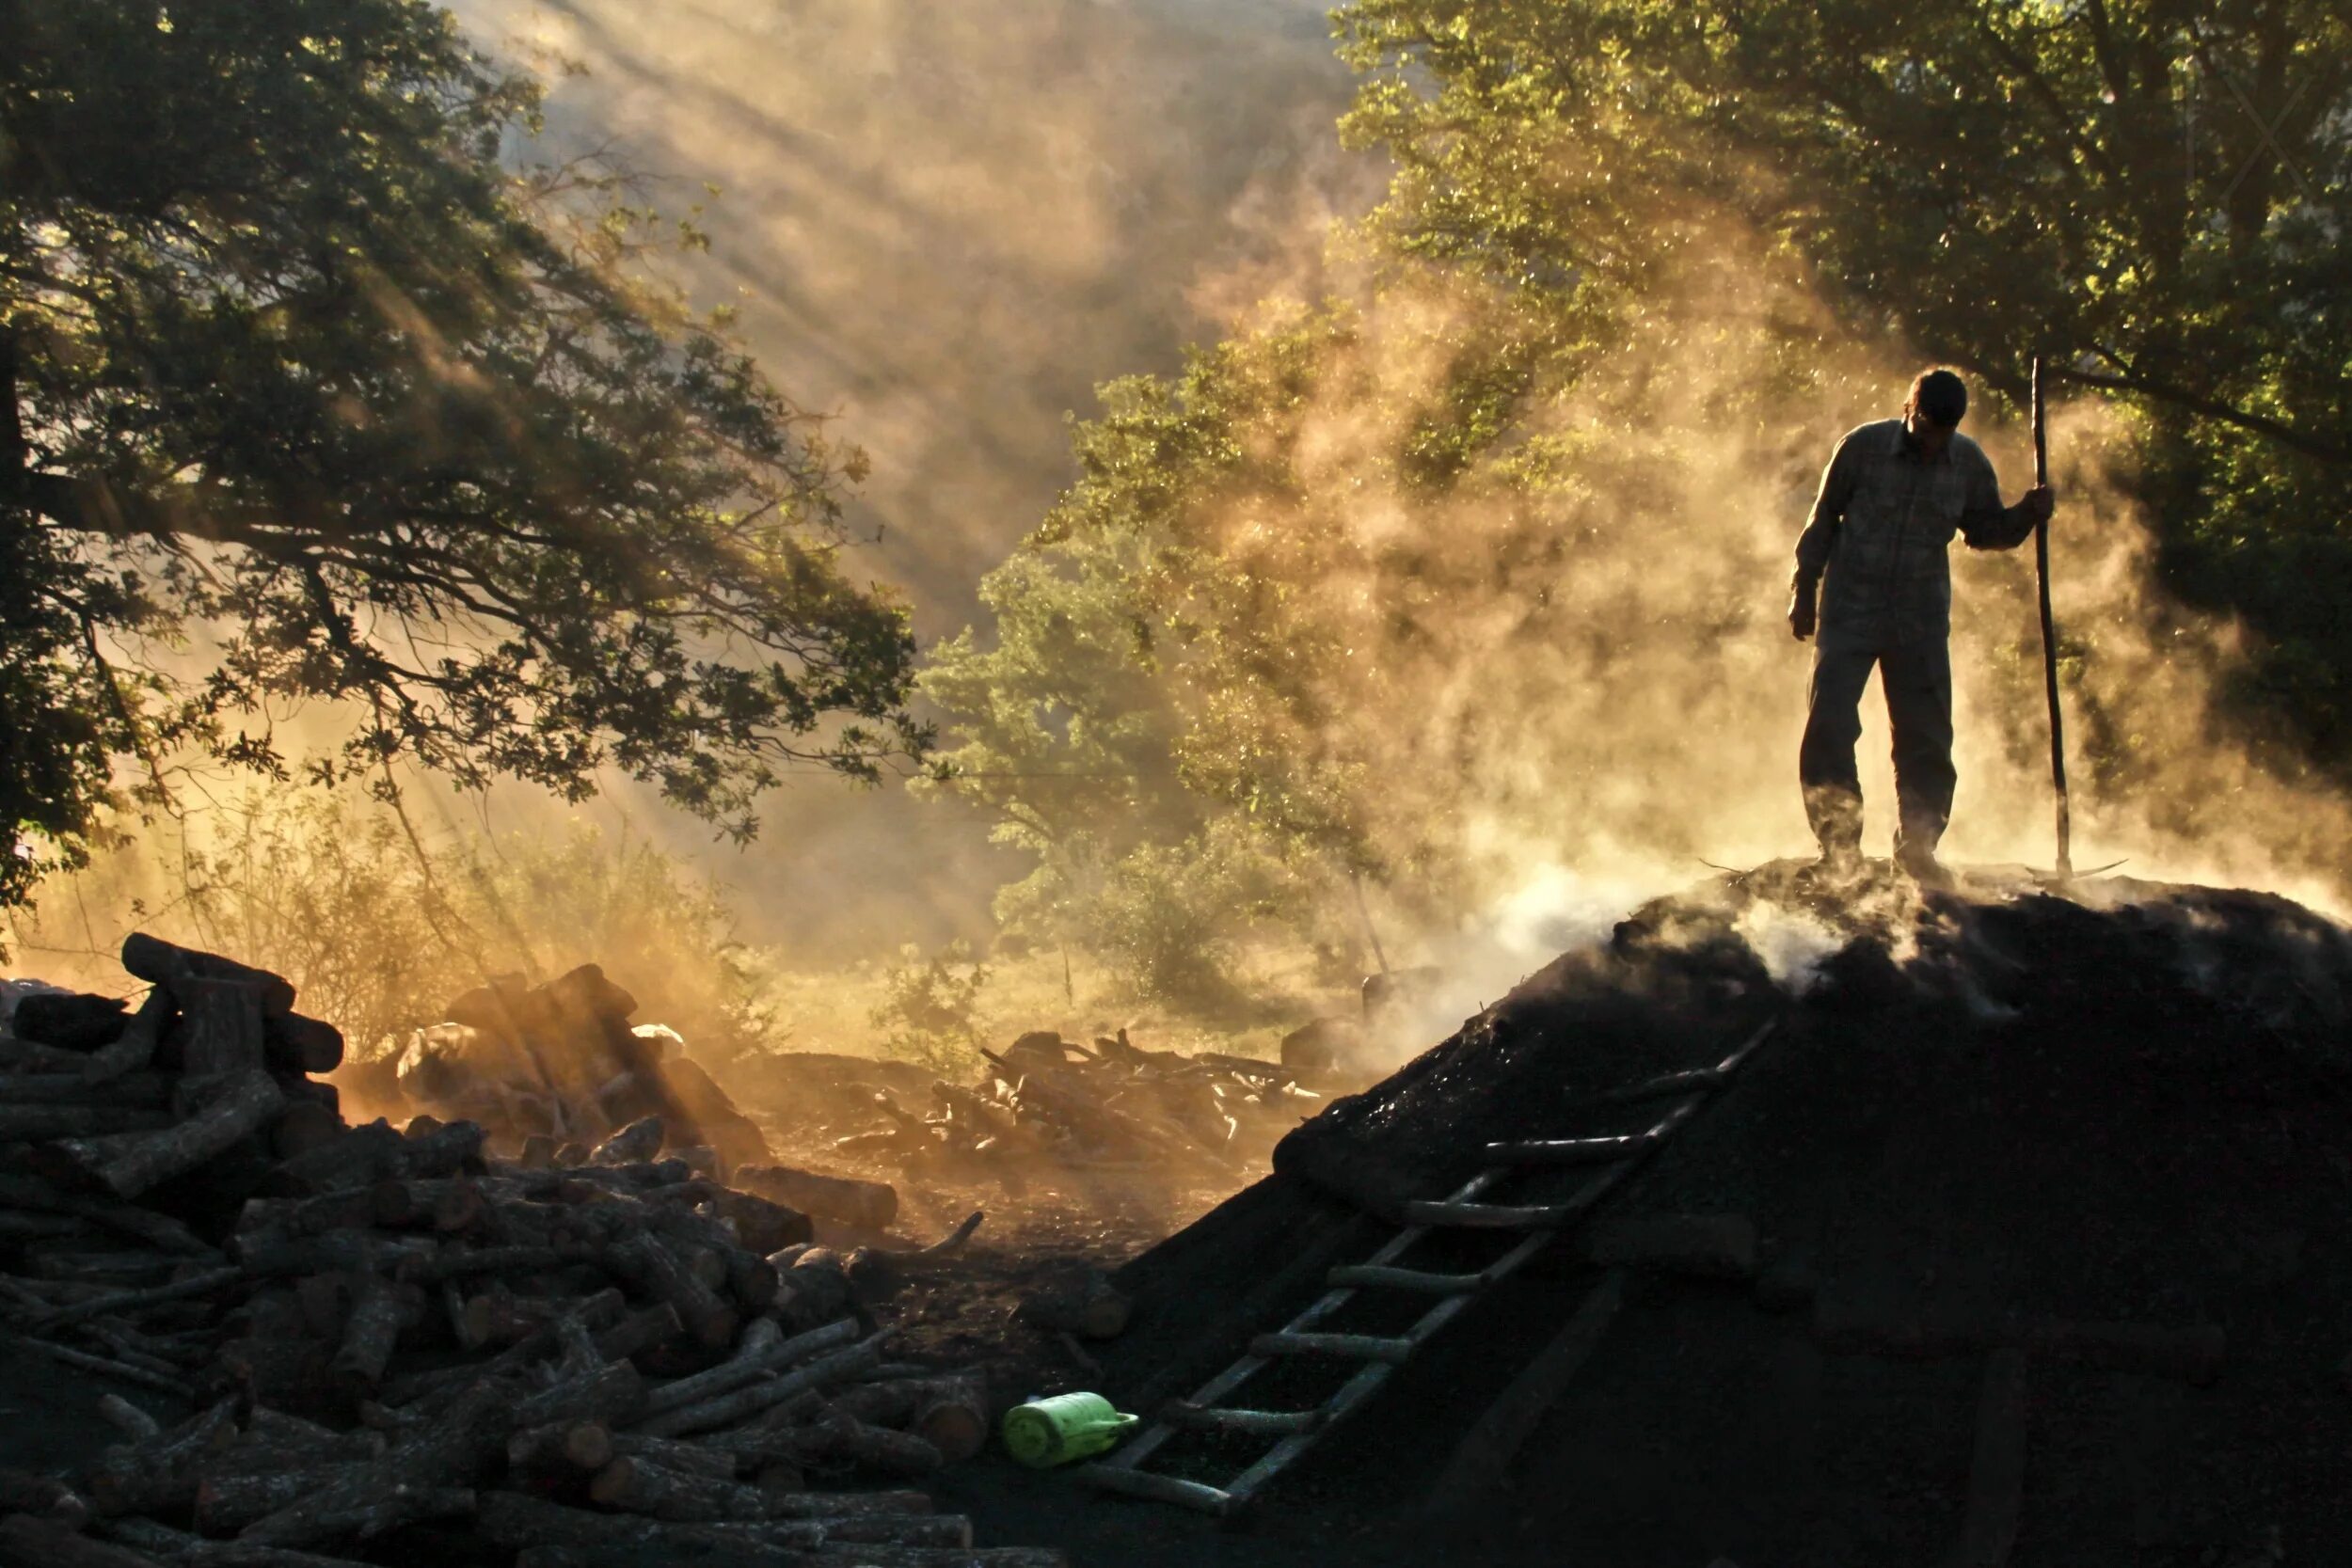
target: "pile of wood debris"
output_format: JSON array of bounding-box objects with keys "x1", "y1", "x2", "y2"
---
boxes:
[
  {"x1": 372, "y1": 964, "x2": 773, "y2": 1178},
  {"x1": 0, "y1": 935, "x2": 1064, "y2": 1568},
  {"x1": 832, "y1": 1030, "x2": 1330, "y2": 1186}
]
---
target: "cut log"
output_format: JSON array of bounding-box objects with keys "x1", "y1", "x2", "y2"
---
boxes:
[
  {"x1": 262, "y1": 1121, "x2": 404, "y2": 1198},
  {"x1": 0, "y1": 1175, "x2": 215, "y2": 1256},
  {"x1": 238, "y1": 1483, "x2": 476, "y2": 1547},
  {"x1": 475, "y1": 1491, "x2": 823, "y2": 1556},
  {"x1": 0, "y1": 1211, "x2": 99, "y2": 1239},
  {"x1": 175, "y1": 976, "x2": 271, "y2": 1078},
  {"x1": 602, "y1": 1231, "x2": 738, "y2": 1351},
  {"x1": 77, "y1": 990, "x2": 174, "y2": 1084},
  {"x1": 240, "y1": 1188, "x2": 376, "y2": 1240},
  {"x1": 592, "y1": 1117, "x2": 665, "y2": 1166},
  {"x1": 236, "y1": 1232, "x2": 434, "y2": 1278},
  {"x1": 1013, "y1": 1267, "x2": 1129, "y2": 1339},
  {"x1": 0, "y1": 1513, "x2": 165, "y2": 1568},
  {"x1": 94, "y1": 1393, "x2": 162, "y2": 1440},
  {"x1": 97, "y1": 1515, "x2": 386, "y2": 1568},
  {"x1": 640, "y1": 1335, "x2": 890, "y2": 1440},
  {"x1": 211, "y1": 1336, "x2": 337, "y2": 1415},
  {"x1": 807, "y1": 1513, "x2": 974, "y2": 1548},
  {"x1": 513, "y1": 1360, "x2": 647, "y2": 1430},
  {"x1": 519, "y1": 1134, "x2": 560, "y2": 1170},
  {"x1": 589, "y1": 1459, "x2": 930, "y2": 1523},
  {"x1": 26, "y1": 1265, "x2": 246, "y2": 1332},
  {"x1": 506, "y1": 1419, "x2": 616, "y2": 1479},
  {"x1": 394, "y1": 1243, "x2": 569, "y2": 1286},
  {"x1": 595, "y1": 1302, "x2": 685, "y2": 1364},
  {"x1": 608, "y1": 1432, "x2": 740, "y2": 1479},
  {"x1": 0, "y1": 1072, "x2": 172, "y2": 1104},
  {"x1": 393, "y1": 1121, "x2": 487, "y2": 1180},
  {"x1": 700, "y1": 1189, "x2": 814, "y2": 1256},
  {"x1": 723, "y1": 1412, "x2": 944, "y2": 1478},
  {"x1": 121, "y1": 933, "x2": 296, "y2": 1014},
  {"x1": 914, "y1": 1211, "x2": 984, "y2": 1260},
  {"x1": 52, "y1": 1070, "x2": 286, "y2": 1198},
  {"x1": 0, "y1": 1102, "x2": 176, "y2": 1139},
  {"x1": 268, "y1": 1102, "x2": 344, "y2": 1162},
  {"x1": 84, "y1": 1399, "x2": 240, "y2": 1516},
  {"x1": 262, "y1": 1014, "x2": 344, "y2": 1075},
  {"x1": 516, "y1": 1545, "x2": 1063, "y2": 1568},
  {"x1": 732, "y1": 1166, "x2": 898, "y2": 1233},
  {"x1": 773, "y1": 1253, "x2": 853, "y2": 1332},
  {"x1": 379, "y1": 1292, "x2": 645, "y2": 1405},
  {"x1": 908, "y1": 1375, "x2": 987, "y2": 1464},
  {"x1": 8, "y1": 991, "x2": 129, "y2": 1052},
  {"x1": 196, "y1": 1465, "x2": 370, "y2": 1535},
  {"x1": 0, "y1": 1037, "x2": 110, "y2": 1073},
  {"x1": 641, "y1": 1319, "x2": 859, "y2": 1418},
  {"x1": 330, "y1": 1271, "x2": 421, "y2": 1395},
  {"x1": 0, "y1": 1465, "x2": 90, "y2": 1527},
  {"x1": 458, "y1": 1286, "x2": 623, "y2": 1351}
]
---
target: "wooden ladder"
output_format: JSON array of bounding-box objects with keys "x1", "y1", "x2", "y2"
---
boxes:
[{"x1": 1078, "y1": 1016, "x2": 1780, "y2": 1515}]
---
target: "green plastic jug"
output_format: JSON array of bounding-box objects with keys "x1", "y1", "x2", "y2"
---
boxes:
[{"x1": 1000, "y1": 1391, "x2": 1138, "y2": 1467}]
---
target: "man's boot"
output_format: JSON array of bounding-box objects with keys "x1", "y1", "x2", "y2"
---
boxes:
[
  {"x1": 1894, "y1": 833, "x2": 1954, "y2": 890},
  {"x1": 1802, "y1": 786, "x2": 1866, "y2": 885}
]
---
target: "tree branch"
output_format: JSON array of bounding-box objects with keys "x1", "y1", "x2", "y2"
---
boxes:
[{"x1": 2058, "y1": 364, "x2": 2350, "y2": 466}]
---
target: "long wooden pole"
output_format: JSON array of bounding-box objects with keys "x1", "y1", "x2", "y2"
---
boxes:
[{"x1": 2032, "y1": 356, "x2": 2071, "y2": 879}]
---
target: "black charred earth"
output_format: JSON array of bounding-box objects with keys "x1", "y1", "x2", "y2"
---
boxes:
[{"x1": 946, "y1": 863, "x2": 2352, "y2": 1568}]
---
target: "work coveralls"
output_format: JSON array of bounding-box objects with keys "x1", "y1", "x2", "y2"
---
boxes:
[{"x1": 1793, "y1": 418, "x2": 2034, "y2": 862}]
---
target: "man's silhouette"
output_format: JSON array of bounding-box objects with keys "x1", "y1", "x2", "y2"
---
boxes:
[{"x1": 1788, "y1": 368, "x2": 2056, "y2": 884}]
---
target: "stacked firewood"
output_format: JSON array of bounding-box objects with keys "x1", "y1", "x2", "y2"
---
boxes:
[
  {"x1": 0, "y1": 936, "x2": 1063, "y2": 1568},
  {"x1": 834, "y1": 1029, "x2": 1326, "y2": 1181}
]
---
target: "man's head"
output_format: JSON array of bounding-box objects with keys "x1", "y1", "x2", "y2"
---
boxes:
[{"x1": 1902, "y1": 367, "x2": 1967, "y2": 457}]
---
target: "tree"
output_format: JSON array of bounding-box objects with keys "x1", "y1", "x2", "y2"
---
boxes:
[
  {"x1": 1339, "y1": 0, "x2": 2350, "y2": 463},
  {"x1": 930, "y1": 0, "x2": 2352, "y2": 956},
  {"x1": 1338, "y1": 0, "x2": 2352, "y2": 748},
  {"x1": 917, "y1": 334, "x2": 1381, "y2": 1002},
  {"x1": 0, "y1": 0, "x2": 928, "y2": 908}
]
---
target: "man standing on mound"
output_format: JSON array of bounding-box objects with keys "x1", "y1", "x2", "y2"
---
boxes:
[{"x1": 1788, "y1": 368, "x2": 2055, "y2": 886}]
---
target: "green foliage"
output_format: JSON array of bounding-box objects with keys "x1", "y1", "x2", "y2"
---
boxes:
[
  {"x1": 0, "y1": 0, "x2": 928, "y2": 908},
  {"x1": 1085, "y1": 823, "x2": 1314, "y2": 1011},
  {"x1": 867, "y1": 942, "x2": 992, "y2": 1074},
  {"x1": 926, "y1": 0, "x2": 2352, "y2": 978},
  {"x1": 2, "y1": 788, "x2": 781, "y2": 1064},
  {"x1": 918, "y1": 317, "x2": 1396, "y2": 1000},
  {"x1": 1336, "y1": 0, "x2": 2352, "y2": 751}
]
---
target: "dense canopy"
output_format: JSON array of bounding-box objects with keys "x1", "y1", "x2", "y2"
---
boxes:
[{"x1": 0, "y1": 0, "x2": 926, "y2": 907}]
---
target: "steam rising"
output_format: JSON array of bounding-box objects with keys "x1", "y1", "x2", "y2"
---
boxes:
[
  {"x1": 13, "y1": 5, "x2": 2351, "y2": 1056},
  {"x1": 1177, "y1": 240, "x2": 2352, "y2": 992},
  {"x1": 431, "y1": 0, "x2": 1364, "y2": 957}
]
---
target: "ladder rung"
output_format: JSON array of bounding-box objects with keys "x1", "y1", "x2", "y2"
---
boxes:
[
  {"x1": 1401, "y1": 1199, "x2": 1579, "y2": 1229},
  {"x1": 1164, "y1": 1402, "x2": 1323, "y2": 1435},
  {"x1": 1076, "y1": 1464, "x2": 1234, "y2": 1513},
  {"x1": 1327, "y1": 1263, "x2": 1486, "y2": 1295},
  {"x1": 1485, "y1": 1132, "x2": 1654, "y2": 1164},
  {"x1": 1250, "y1": 1331, "x2": 1416, "y2": 1363}
]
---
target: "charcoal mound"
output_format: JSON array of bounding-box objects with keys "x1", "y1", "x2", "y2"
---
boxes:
[{"x1": 1094, "y1": 868, "x2": 2352, "y2": 1565}]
